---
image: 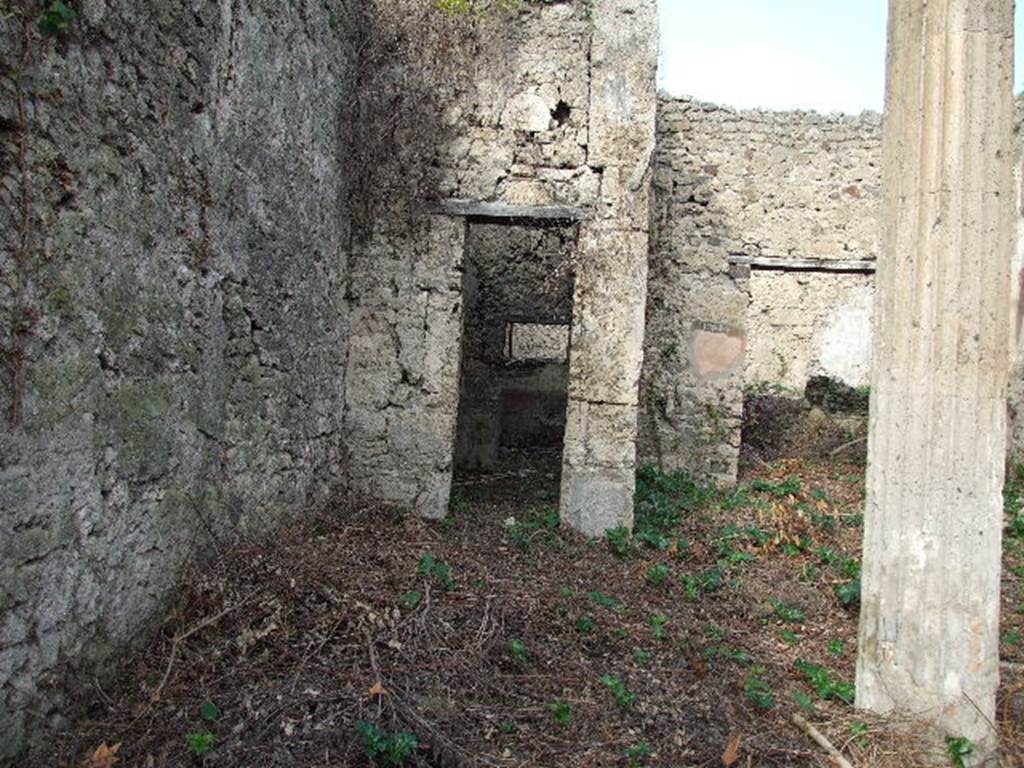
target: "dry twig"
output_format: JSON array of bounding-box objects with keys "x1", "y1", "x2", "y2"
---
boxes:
[{"x1": 792, "y1": 714, "x2": 856, "y2": 768}]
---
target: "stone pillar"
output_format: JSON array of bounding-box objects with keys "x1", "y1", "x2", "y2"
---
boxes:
[
  {"x1": 856, "y1": 0, "x2": 1015, "y2": 744},
  {"x1": 560, "y1": 0, "x2": 657, "y2": 536}
]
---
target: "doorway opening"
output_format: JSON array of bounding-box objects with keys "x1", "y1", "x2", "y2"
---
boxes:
[{"x1": 452, "y1": 219, "x2": 578, "y2": 506}]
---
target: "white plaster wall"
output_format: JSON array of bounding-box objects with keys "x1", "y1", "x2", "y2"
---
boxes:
[{"x1": 746, "y1": 272, "x2": 874, "y2": 390}]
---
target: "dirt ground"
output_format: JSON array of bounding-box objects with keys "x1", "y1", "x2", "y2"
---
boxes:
[{"x1": 36, "y1": 453, "x2": 1024, "y2": 768}]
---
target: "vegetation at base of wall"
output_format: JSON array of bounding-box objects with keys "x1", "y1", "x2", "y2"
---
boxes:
[
  {"x1": 1005, "y1": 462, "x2": 1024, "y2": 537},
  {"x1": 357, "y1": 721, "x2": 420, "y2": 767},
  {"x1": 435, "y1": 0, "x2": 523, "y2": 15}
]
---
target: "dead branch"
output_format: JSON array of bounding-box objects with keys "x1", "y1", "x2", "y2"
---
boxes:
[{"x1": 791, "y1": 714, "x2": 856, "y2": 768}]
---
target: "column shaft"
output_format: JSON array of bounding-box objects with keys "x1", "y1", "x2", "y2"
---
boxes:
[{"x1": 856, "y1": 0, "x2": 1015, "y2": 742}]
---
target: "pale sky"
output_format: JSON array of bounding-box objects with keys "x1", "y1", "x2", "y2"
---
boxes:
[{"x1": 657, "y1": 0, "x2": 1024, "y2": 114}]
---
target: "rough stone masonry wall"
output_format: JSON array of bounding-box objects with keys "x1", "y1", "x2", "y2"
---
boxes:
[
  {"x1": 640, "y1": 99, "x2": 750, "y2": 483},
  {"x1": 641, "y1": 98, "x2": 882, "y2": 481},
  {"x1": 343, "y1": 1, "x2": 596, "y2": 518},
  {"x1": 640, "y1": 98, "x2": 1024, "y2": 470},
  {"x1": 0, "y1": 3, "x2": 356, "y2": 759},
  {"x1": 344, "y1": 0, "x2": 658, "y2": 534},
  {"x1": 732, "y1": 105, "x2": 882, "y2": 392}
]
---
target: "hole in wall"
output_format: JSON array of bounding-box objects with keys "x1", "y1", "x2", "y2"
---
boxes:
[{"x1": 551, "y1": 100, "x2": 571, "y2": 127}]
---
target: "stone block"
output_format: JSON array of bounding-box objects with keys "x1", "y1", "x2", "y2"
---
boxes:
[
  {"x1": 561, "y1": 399, "x2": 638, "y2": 469},
  {"x1": 588, "y1": 0, "x2": 658, "y2": 174},
  {"x1": 560, "y1": 465, "x2": 635, "y2": 537},
  {"x1": 567, "y1": 227, "x2": 648, "y2": 405}
]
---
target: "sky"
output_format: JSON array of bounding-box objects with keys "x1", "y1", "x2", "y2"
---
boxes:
[{"x1": 657, "y1": 0, "x2": 1024, "y2": 114}]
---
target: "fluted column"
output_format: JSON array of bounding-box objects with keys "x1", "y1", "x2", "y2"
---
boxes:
[{"x1": 856, "y1": 0, "x2": 1015, "y2": 744}]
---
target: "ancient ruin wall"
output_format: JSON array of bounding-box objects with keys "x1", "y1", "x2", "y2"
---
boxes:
[
  {"x1": 343, "y1": 2, "x2": 597, "y2": 518},
  {"x1": 0, "y1": 3, "x2": 357, "y2": 758},
  {"x1": 641, "y1": 98, "x2": 882, "y2": 481},
  {"x1": 344, "y1": 0, "x2": 658, "y2": 533},
  {"x1": 640, "y1": 99, "x2": 750, "y2": 483}
]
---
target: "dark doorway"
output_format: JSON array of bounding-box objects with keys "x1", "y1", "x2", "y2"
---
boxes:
[{"x1": 453, "y1": 220, "x2": 577, "y2": 495}]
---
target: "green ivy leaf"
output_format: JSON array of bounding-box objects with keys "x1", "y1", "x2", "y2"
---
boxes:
[
  {"x1": 200, "y1": 700, "x2": 221, "y2": 722},
  {"x1": 39, "y1": 1, "x2": 77, "y2": 37},
  {"x1": 186, "y1": 731, "x2": 216, "y2": 756},
  {"x1": 835, "y1": 579, "x2": 861, "y2": 607}
]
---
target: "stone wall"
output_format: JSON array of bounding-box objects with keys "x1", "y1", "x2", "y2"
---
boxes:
[
  {"x1": 747, "y1": 271, "x2": 875, "y2": 390},
  {"x1": 343, "y1": 0, "x2": 658, "y2": 534},
  {"x1": 640, "y1": 98, "x2": 1024, "y2": 472},
  {"x1": 641, "y1": 97, "x2": 883, "y2": 480},
  {"x1": 640, "y1": 99, "x2": 750, "y2": 483},
  {"x1": 0, "y1": 2, "x2": 357, "y2": 759},
  {"x1": 343, "y1": 1, "x2": 596, "y2": 518}
]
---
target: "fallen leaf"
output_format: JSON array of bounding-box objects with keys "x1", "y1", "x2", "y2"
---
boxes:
[
  {"x1": 369, "y1": 681, "x2": 385, "y2": 696},
  {"x1": 689, "y1": 656, "x2": 707, "y2": 680},
  {"x1": 81, "y1": 742, "x2": 121, "y2": 768},
  {"x1": 721, "y1": 733, "x2": 741, "y2": 766}
]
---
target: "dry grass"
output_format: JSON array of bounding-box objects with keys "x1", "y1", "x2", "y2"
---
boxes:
[{"x1": 34, "y1": 456, "x2": 1024, "y2": 767}]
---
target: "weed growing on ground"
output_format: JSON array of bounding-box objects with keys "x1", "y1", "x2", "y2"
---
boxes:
[
  {"x1": 634, "y1": 465, "x2": 716, "y2": 549},
  {"x1": 400, "y1": 590, "x2": 422, "y2": 609},
  {"x1": 849, "y1": 721, "x2": 870, "y2": 746},
  {"x1": 679, "y1": 573, "x2": 701, "y2": 601},
  {"x1": 672, "y1": 536, "x2": 691, "y2": 560},
  {"x1": 606, "y1": 526, "x2": 633, "y2": 558},
  {"x1": 588, "y1": 590, "x2": 625, "y2": 612},
  {"x1": 633, "y1": 648, "x2": 653, "y2": 665},
  {"x1": 810, "y1": 488, "x2": 836, "y2": 504},
  {"x1": 547, "y1": 701, "x2": 573, "y2": 726},
  {"x1": 418, "y1": 553, "x2": 455, "y2": 590},
  {"x1": 624, "y1": 742, "x2": 653, "y2": 767},
  {"x1": 743, "y1": 667, "x2": 775, "y2": 709},
  {"x1": 714, "y1": 526, "x2": 757, "y2": 569},
  {"x1": 575, "y1": 614, "x2": 596, "y2": 633},
  {"x1": 795, "y1": 660, "x2": 855, "y2": 703},
  {"x1": 645, "y1": 563, "x2": 670, "y2": 586},
  {"x1": 357, "y1": 722, "x2": 419, "y2": 766},
  {"x1": 508, "y1": 638, "x2": 529, "y2": 663},
  {"x1": 751, "y1": 476, "x2": 802, "y2": 497},
  {"x1": 771, "y1": 599, "x2": 805, "y2": 623},
  {"x1": 946, "y1": 736, "x2": 973, "y2": 768},
  {"x1": 186, "y1": 731, "x2": 216, "y2": 756},
  {"x1": 601, "y1": 674, "x2": 637, "y2": 708},
  {"x1": 835, "y1": 579, "x2": 861, "y2": 607},
  {"x1": 649, "y1": 613, "x2": 669, "y2": 641},
  {"x1": 698, "y1": 565, "x2": 724, "y2": 592},
  {"x1": 704, "y1": 643, "x2": 752, "y2": 666}
]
